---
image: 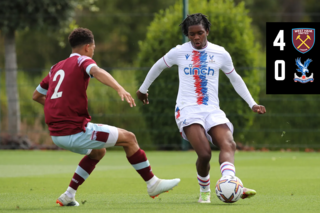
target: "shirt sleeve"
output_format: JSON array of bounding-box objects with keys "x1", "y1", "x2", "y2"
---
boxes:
[
  {"x1": 220, "y1": 50, "x2": 235, "y2": 74},
  {"x1": 37, "y1": 74, "x2": 50, "y2": 95},
  {"x1": 139, "y1": 46, "x2": 179, "y2": 93},
  {"x1": 139, "y1": 57, "x2": 169, "y2": 94},
  {"x1": 163, "y1": 46, "x2": 180, "y2": 67},
  {"x1": 78, "y1": 56, "x2": 98, "y2": 78},
  {"x1": 225, "y1": 70, "x2": 257, "y2": 109}
]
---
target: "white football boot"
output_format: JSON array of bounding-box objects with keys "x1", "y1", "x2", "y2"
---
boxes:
[
  {"x1": 56, "y1": 193, "x2": 79, "y2": 206},
  {"x1": 148, "y1": 178, "x2": 180, "y2": 198}
]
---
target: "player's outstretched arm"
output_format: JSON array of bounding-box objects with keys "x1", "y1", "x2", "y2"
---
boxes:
[
  {"x1": 137, "y1": 57, "x2": 169, "y2": 105},
  {"x1": 32, "y1": 90, "x2": 46, "y2": 105},
  {"x1": 227, "y1": 71, "x2": 266, "y2": 114},
  {"x1": 90, "y1": 66, "x2": 136, "y2": 107},
  {"x1": 252, "y1": 105, "x2": 266, "y2": 114},
  {"x1": 225, "y1": 70, "x2": 259, "y2": 109}
]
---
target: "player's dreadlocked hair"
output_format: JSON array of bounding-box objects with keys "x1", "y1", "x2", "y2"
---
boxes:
[
  {"x1": 179, "y1": 13, "x2": 211, "y2": 36},
  {"x1": 68, "y1": 28, "x2": 94, "y2": 48}
]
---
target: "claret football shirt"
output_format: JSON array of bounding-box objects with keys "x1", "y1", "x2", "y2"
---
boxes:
[{"x1": 37, "y1": 53, "x2": 97, "y2": 136}]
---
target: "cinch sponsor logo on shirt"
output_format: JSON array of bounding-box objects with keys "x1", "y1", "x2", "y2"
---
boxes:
[{"x1": 184, "y1": 65, "x2": 215, "y2": 75}]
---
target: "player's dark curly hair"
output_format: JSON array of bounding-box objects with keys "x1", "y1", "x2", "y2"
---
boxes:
[
  {"x1": 68, "y1": 28, "x2": 94, "y2": 48},
  {"x1": 179, "y1": 13, "x2": 211, "y2": 36}
]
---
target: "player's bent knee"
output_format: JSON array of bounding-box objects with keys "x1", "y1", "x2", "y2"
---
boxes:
[
  {"x1": 116, "y1": 129, "x2": 139, "y2": 147},
  {"x1": 122, "y1": 131, "x2": 137, "y2": 145},
  {"x1": 229, "y1": 140, "x2": 236, "y2": 151},
  {"x1": 222, "y1": 140, "x2": 236, "y2": 152},
  {"x1": 128, "y1": 131, "x2": 138, "y2": 143}
]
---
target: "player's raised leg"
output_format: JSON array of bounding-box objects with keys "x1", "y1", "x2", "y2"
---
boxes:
[
  {"x1": 116, "y1": 128, "x2": 180, "y2": 198},
  {"x1": 208, "y1": 124, "x2": 256, "y2": 200},
  {"x1": 56, "y1": 148, "x2": 106, "y2": 206},
  {"x1": 184, "y1": 124, "x2": 212, "y2": 203}
]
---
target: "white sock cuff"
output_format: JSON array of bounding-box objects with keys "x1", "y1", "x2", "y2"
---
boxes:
[
  {"x1": 220, "y1": 162, "x2": 236, "y2": 176},
  {"x1": 146, "y1": 175, "x2": 159, "y2": 188},
  {"x1": 220, "y1": 162, "x2": 234, "y2": 169},
  {"x1": 197, "y1": 174, "x2": 211, "y2": 192},
  {"x1": 197, "y1": 174, "x2": 210, "y2": 181},
  {"x1": 66, "y1": 187, "x2": 76, "y2": 198}
]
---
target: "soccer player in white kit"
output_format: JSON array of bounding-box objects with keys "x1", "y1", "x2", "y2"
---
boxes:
[{"x1": 137, "y1": 13, "x2": 266, "y2": 203}]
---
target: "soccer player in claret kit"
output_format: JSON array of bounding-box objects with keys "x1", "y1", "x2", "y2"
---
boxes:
[
  {"x1": 137, "y1": 13, "x2": 266, "y2": 203},
  {"x1": 32, "y1": 28, "x2": 180, "y2": 206}
]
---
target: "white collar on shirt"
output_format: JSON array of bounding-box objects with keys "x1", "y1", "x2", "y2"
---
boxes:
[
  {"x1": 69, "y1": 53, "x2": 81, "y2": 57},
  {"x1": 189, "y1": 41, "x2": 208, "y2": 51}
]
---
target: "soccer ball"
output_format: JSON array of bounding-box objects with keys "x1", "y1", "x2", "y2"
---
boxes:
[{"x1": 215, "y1": 175, "x2": 243, "y2": 203}]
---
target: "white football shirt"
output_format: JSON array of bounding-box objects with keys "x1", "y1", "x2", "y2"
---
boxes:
[{"x1": 163, "y1": 41, "x2": 234, "y2": 110}]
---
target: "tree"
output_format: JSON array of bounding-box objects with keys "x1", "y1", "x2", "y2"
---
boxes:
[
  {"x1": 73, "y1": 0, "x2": 176, "y2": 68},
  {"x1": 0, "y1": 0, "x2": 96, "y2": 136},
  {"x1": 234, "y1": 0, "x2": 306, "y2": 49},
  {"x1": 136, "y1": 0, "x2": 261, "y2": 149}
]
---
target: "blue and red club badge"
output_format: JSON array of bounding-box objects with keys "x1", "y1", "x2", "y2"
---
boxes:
[
  {"x1": 294, "y1": 58, "x2": 314, "y2": 83},
  {"x1": 292, "y1": 28, "x2": 315, "y2": 83}
]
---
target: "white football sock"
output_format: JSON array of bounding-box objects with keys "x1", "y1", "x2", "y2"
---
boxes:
[
  {"x1": 66, "y1": 187, "x2": 76, "y2": 198},
  {"x1": 146, "y1": 175, "x2": 159, "y2": 189},
  {"x1": 220, "y1": 162, "x2": 236, "y2": 176},
  {"x1": 197, "y1": 174, "x2": 211, "y2": 192}
]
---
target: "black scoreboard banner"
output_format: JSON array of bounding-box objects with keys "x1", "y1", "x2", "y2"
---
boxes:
[{"x1": 266, "y1": 22, "x2": 320, "y2": 94}]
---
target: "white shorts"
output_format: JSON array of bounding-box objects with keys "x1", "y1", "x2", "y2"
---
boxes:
[
  {"x1": 175, "y1": 105, "x2": 234, "y2": 144},
  {"x1": 51, "y1": 122, "x2": 118, "y2": 155}
]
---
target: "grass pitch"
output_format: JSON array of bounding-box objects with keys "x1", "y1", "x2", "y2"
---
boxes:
[{"x1": 0, "y1": 150, "x2": 319, "y2": 213}]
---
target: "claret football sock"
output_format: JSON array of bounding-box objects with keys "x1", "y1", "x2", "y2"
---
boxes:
[
  {"x1": 197, "y1": 174, "x2": 210, "y2": 192},
  {"x1": 127, "y1": 148, "x2": 154, "y2": 181},
  {"x1": 69, "y1": 155, "x2": 100, "y2": 192},
  {"x1": 220, "y1": 162, "x2": 236, "y2": 177}
]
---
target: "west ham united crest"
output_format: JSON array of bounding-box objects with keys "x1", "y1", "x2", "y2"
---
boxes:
[
  {"x1": 292, "y1": 28, "x2": 315, "y2": 54},
  {"x1": 294, "y1": 58, "x2": 313, "y2": 83}
]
